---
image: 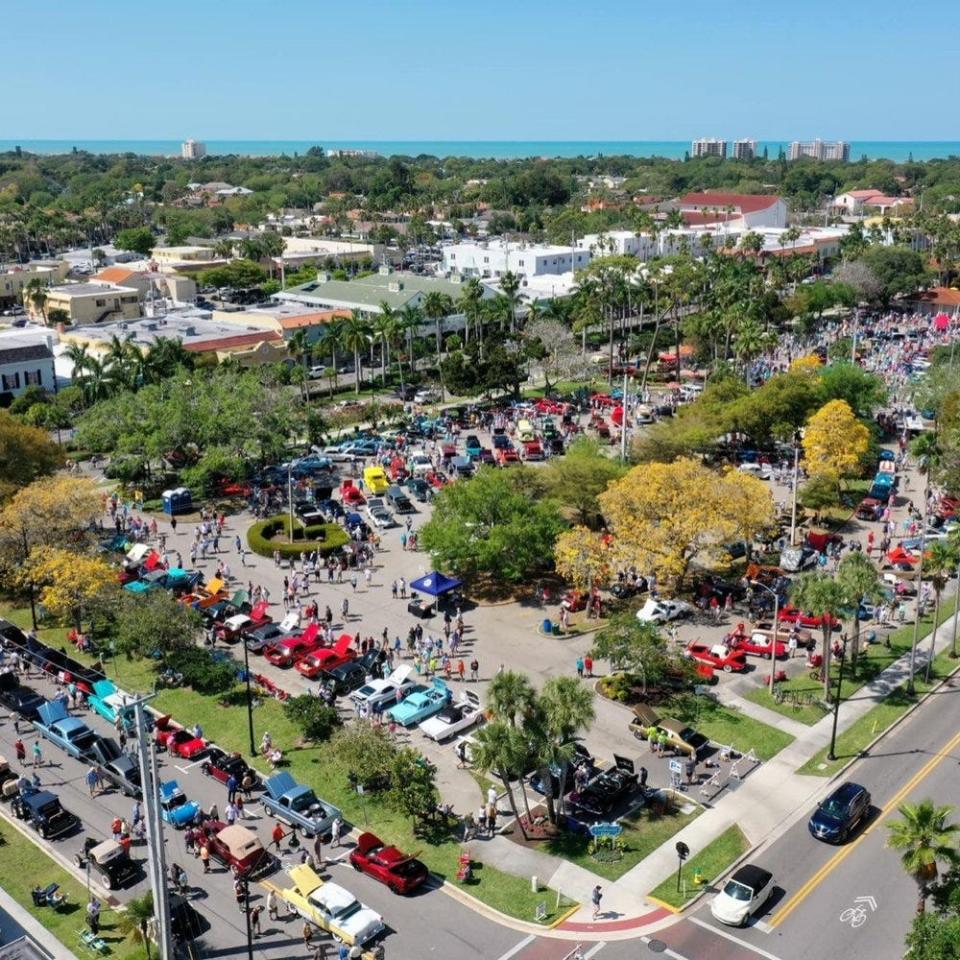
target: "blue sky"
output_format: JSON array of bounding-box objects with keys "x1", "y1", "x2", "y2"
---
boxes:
[{"x1": 5, "y1": 0, "x2": 957, "y2": 140}]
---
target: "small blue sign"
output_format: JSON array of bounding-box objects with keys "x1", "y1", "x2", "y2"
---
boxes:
[{"x1": 589, "y1": 822, "x2": 623, "y2": 838}]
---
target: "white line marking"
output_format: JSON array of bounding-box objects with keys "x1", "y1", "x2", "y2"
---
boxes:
[
  {"x1": 495, "y1": 934, "x2": 535, "y2": 960},
  {"x1": 639, "y1": 937, "x2": 688, "y2": 960},
  {"x1": 688, "y1": 917, "x2": 785, "y2": 960},
  {"x1": 583, "y1": 943, "x2": 606, "y2": 959},
  {"x1": 753, "y1": 920, "x2": 773, "y2": 933}
]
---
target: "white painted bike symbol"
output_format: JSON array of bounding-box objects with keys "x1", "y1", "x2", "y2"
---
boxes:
[{"x1": 839, "y1": 906, "x2": 868, "y2": 928}]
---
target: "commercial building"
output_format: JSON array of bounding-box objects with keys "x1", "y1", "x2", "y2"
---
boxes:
[
  {"x1": 731, "y1": 139, "x2": 758, "y2": 160},
  {"x1": 149, "y1": 246, "x2": 221, "y2": 273},
  {"x1": 0, "y1": 260, "x2": 70, "y2": 305},
  {"x1": 788, "y1": 139, "x2": 851, "y2": 161},
  {"x1": 36, "y1": 282, "x2": 142, "y2": 326},
  {"x1": 677, "y1": 192, "x2": 788, "y2": 229},
  {"x1": 691, "y1": 138, "x2": 727, "y2": 159},
  {"x1": 441, "y1": 238, "x2": 591, "y2": 280},
  {"x1": 209, "y1": 303, "x2": 351, "y2": 345},
  {"x1": 181, "y1": 139, "x2": 207, "y2": 160},
  {"x1": 0, "y1": 335, "x2": 56, "y2": 399},
  {"x1": 91, "y1": 267, "x2": 197, "y2": 305},
  {"x1": 833, "y1": 190, "x2": 914, "y2": 216}
]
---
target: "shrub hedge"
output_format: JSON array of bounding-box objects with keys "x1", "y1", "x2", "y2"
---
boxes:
[{"x1": 247, "y1": 515, "x2": 349, "y2": 559}]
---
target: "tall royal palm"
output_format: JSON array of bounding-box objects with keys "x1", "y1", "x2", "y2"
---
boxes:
[
  {"x1": 922, "y1": 539, "x2": 956, "y2": 681},
  {"x1": 472, "y1": 720, "x2": 530, "y2": 840},
  {"x1": 342, "y1": 312, "x2": 372, "y2": 394},
  {"x1": 421, "y1": 292, "x2": 453, "y2": 401},
  {"x1": 319, "y1": 318, "x2": 346, "y2": 396},
  {"x1": 397, "y1": 304, "x2": 423, "y2": 385},
  {"x1": 789, "y1": 571, "x2": 847, "y2": 701},
  {"x1": 456, "y1": 278, "x2": 485, "y2": 351},
  {"x1": 887, "y1": 800, "x2": 959, "y2": 914},
  {"x1": 499, "y1": 271, "x2": 521, "y2": 333},
  {"x1": 487, "y1": 670, "x2": 535, "y2": 728},
  {"x1": 836, "y1": 552, "x2": 885, "y2": 670},
  {"x1": 372, "y1": 304, "x2": 398, "y2": 385}
]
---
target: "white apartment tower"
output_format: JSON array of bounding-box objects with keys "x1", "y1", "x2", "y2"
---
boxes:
[
  {"x1": 732, "y1": 139, "x2": 757, "y2": 160},
  {"x1": 788, "y1": 139, "x2": 850, "y2": 161},
  {"x1": 691, "y1": 138, "x2": 727, "y2": 159},
  {"x1": 181, "y1": 139, "x2": 207, "y2": 160}
]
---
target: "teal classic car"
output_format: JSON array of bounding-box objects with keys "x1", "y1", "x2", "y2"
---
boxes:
[
  {"x1": 88, "y1": 680, "x2": 136, "y2": 730},
  {"x1": 386, "y1": 678, "x2": 452, "y2": 727}
]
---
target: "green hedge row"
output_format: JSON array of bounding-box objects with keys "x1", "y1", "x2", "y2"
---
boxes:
[{"x1": 246, "y1": 515, "x2": 349, "y2": 558}]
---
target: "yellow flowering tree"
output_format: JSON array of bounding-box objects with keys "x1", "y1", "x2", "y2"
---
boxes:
[
  {"x1": 18, "y1": 546, "x2": 118, "y2": 632},
  {"x1": 554, "y1": 527, "x2": 612, "y2": 595},
  {"x1": 802, "y1": 399, "x2": 870, "y2": 497},
  {"x1": 598, "y1": 457, "x2": 775, "y2": 587},
  {"x1": 789, "y1": 354, "x2": 823, "y2": 373}
]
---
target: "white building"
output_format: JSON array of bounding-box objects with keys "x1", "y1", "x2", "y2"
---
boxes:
[
  {"x1": 788, "y1": 139, "x2": 850, "y2": 161},
  {"x1": 0, "y1": 334, "x2": 56, "y2": 399},
  {"x1": 732, "y1": 139, "x2": 757, "y2": 160},
  {"x1": 691, "y1": 138, "x2": 727, "y2": 159},
  {"x1": 581, "y1": 231, "x2": 656, "y2": 259},
  {"x1": 678, "y1": 192, "x2": 788, "y2": 229},
  {"x1": 441, "y1": 239, "x2": 591, "y2": 280},
  {"x1": 833, "y1": 190, "x2": 914, "y2": 216},
  {"x1": 181, "y1": 139, "x2": 207, "y2": 160}
]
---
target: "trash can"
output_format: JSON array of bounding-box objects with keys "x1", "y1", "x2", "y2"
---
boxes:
[{"x1": 542, "y1": 619, "x2": 553, "y2": 634}]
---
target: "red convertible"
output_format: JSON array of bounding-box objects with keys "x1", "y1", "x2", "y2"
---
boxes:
[
  {"x1": 349, "y1": 831, "x2": 429, "y2": 894},
  {"x1": 340, "y1": 481, "x2": 366, "y2": 506},
  {"x1": 685, "y1": 641, "x2": 747, "y2": 673},
  {"x1": 724, "y1": 624, "x2": 787, "y2": 660},
  {"x1": 155, "y1": 716, "x2": 207, "y2": 758},
  {"x1": 264, "y1": 623, "x2": 322, "y2": 668},
  {"x1": 294, "y1": 634, "x2": 356, "y2": 679},
  {"x1": 777, "y1": 605, "x2": 841, "y2": 630}
]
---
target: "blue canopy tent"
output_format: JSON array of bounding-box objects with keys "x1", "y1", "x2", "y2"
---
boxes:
[{"x1": 409, "y1": 572, "x2": 462, "y2": 597}]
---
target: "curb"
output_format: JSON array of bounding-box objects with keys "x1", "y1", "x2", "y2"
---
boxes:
[
  {"x1": 439, "y1": 875, "x2": 579, "y2": 935},
  {"x1": 645, "y1": 895, "x2": 681, "y2": 914}
]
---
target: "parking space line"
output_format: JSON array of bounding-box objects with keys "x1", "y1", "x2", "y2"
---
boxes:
[
  {"x1": 174, "y1": 756, "x2": 208, "y2": 774},
  {"x1": 583, "y1": 943, "x2": 606, "y2": 959},
  {"x1": 688, "y1": 917, "x2": 784, "y2": 960},
  {"x1": 495, "y1": 934, "x2": 536, "y2": 960}
]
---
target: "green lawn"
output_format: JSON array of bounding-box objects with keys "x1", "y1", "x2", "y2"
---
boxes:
[
  {"x1": 797, "y1": 648, "x2": 960, "y2": 778},
  {"x1": 545, "y1": 796, "x2": 702, "y2": 882},
  {"x1": 744, "y1": 595, "x2": 958, "y2": 727},
  {"x1": 648, "y1": 825, "x2": 749, "y2": 909},
  {"x1": 668, "y1": 693, "x2": 794, "y2": 761},
  {"x1": 0, "y1": 603, "x2": 572, "y2": 924},
  {"x1": 0, "y1": 822, "x2": 147, "y2": 960}
]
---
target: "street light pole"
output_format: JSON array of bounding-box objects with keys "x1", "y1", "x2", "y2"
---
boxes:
[
  {"x1": 907, "y1": 484, "x2": 929, "y2": 695},
  {"x1": 242, "y1": 638, "x2": 256, "y2": 758},
  {"x1": 752, "y1": 581, "x2": 780, "y2": 690},
  {"x1": 789, "y1": 435, "x2": 801, "y2": 546},
  {"x1": 827, "y1": 638, "x2": 847, "y2": 761}
]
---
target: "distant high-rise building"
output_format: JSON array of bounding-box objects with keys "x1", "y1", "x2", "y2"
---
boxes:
[
  {"x1": 732, "y1": 139, "x2": 757, "y2": 161},
  {"x1": 691, "y1": 138, "x2": 727, "y2": 159},
  {"x1": 181, "y1": 139, "x2": 207, "y2": 160},
  {"x1": 788, "y1": 139, "x2": 850, "y2": 162}
]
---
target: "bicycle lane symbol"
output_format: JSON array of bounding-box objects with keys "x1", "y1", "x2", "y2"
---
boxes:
[{"x1": 840, "y1": 895, "x2": 877, "y2": 928}]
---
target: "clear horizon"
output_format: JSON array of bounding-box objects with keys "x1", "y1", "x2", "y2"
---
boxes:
[{"x1": 2, "y1": 0, "x2": 956, "y2": 141}]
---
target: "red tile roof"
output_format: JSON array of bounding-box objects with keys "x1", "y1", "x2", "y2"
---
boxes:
[
  {"x1": 678, "y1": 192, "x2": 781, "y2": 213},
  {"x1": 277, "y1": 309, "x2": 350, "y2": 331},
  {"x1": 183, "y1": 331, "x2": 283, "y2": 352},
  {"x1": 94, "y1": 267, "x2": 139, "y2": 284}
]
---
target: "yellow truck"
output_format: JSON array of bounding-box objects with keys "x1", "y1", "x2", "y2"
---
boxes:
[{"x1": 363, "y1": 466, "x2": 389, "y2": 495}]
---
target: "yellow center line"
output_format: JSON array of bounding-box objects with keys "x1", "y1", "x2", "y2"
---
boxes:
[{"x1": 769, "y1": 726, "x2": 960, "y2": 928}]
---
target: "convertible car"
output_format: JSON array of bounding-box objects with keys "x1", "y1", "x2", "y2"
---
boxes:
[
  {"x1": 349, "y1": 832, "x2": 429, "y2": 894},
  {"x1": 387, "y1": 679, "x2": 452, "y2": 727}
]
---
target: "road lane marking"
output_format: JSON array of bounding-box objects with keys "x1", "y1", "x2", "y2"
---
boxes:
[
  {"x1": 687, "y1": 917, "x2": 785, "y2": 960},
  {"x1": 770, "y1": 725, "x2": 960, "y2": 928},
  {"x1": 583, "y1": 943, "x2": 606, "y2": 959},
  {"x1": 495, "y1": 934, "x2": 536, "y2": 960}
]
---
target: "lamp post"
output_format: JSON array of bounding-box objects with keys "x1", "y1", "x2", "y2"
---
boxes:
[
  {"x1": 789, "y1": 432, "x2": 802, "y2": 546},
  {"x1": 751, "y1": 581, "x2": 781, "y2": 691},
  {"x1": 241, "y1": 638, "x2": 257, "y2": 758},
  {"x1": 907, "y1": 483, "x2": 930, "y2": 695},
  {"x1": 827, "y1": 637, "x2": 848, "y2": 761}
]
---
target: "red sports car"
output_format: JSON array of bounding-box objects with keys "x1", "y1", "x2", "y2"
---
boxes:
[
  {"x1": 264, "y1": 624, "x2": 323, "y2": 668},
  {"x1": 341, "y1": 482, "x2": 366, "y2": 506},
  {"x1": 685, "y1": 641, "x2": 747, "y2": 673},
  {"x1": 724, "y1": 625, "x2": 787, "y2": 660},
  {"x1": 777, "y1": 605, "x2": 841, "y2": 630},
  {"x1": 295, "y1": 634, "x2": 356, "y2": 679},
  {"x1": 349, "y1": 831, "x2": 429, "y2": 895},
  {"x1": 155, "y1": 716, "x2": 207, "y2": 758}
]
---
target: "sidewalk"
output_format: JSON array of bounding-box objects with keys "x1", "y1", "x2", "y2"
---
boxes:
[{"x1": 542, "y1": 604, "x2": 960, "y2": 933}]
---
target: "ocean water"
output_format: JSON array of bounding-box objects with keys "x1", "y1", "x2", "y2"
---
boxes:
[{"x1": 1, "y1": 140, "x2": 958, "y2": 162}]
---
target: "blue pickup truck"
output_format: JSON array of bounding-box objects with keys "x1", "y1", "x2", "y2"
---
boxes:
[
  {"x1": 261, "y1": 772, "x2": 341, "y2": 838},
  {"x1": 34, "y1": 700, "x2": 99, "y2": 760}
]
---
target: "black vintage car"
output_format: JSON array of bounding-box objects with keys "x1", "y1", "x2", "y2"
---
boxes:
[
  {"x1": 569, "y1": 766, "x2": 639, "y2": 819},
  {"x1": 201, "y1": 746, "x2": 261, "y2": 789},
  {"x1": 13, "y1": 788, "x2": 79, "y2": 839},
  {"x1": 75, "y1": 837, "x2": 140, "y2": 890},
  {"x1": 0, "y1": 671, "x2": 45, "y2": 721}
]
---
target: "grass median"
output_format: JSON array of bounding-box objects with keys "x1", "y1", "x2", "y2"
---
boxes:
[
  {"x1": 0, "y1": 820, "x2": 147, "y2": 959},
  {"x1": 648, "y1": 825, "x2": 749, "y2": 910},
  {"x1": 0, "y1": 604, "x2": 573, "y2": 925}
]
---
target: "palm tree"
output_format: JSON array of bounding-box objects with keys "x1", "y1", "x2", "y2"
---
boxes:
[
  {"x1": 837, "y1": 552, "x2": 885, "y2": 670},
  {"x1": 397, "y1": 304, "x2": 423, "y2": 383},
  {"x1": 789, "y1": 572, "x2": 848, "y2": 701},
  {"x1": 119, "y1": 891, "x2": 155, "y2": 959},
  {"x1": 499, "y1": 271, "x2": 522, "y2": 333},
  {"x1": 922, "y1": 540, "x2": 956, "y2": 682},
  {"x1": 319, "y1": 318, "x2": 346, "y2": 396},
  {"x1": 23, "y1": 278, "x2": 48, "y2": 322},
  {"x1": 212, "y1": 238, "x2": 235, "y2": 259},
  {"x1": 371, "y1": 304, "x2": 398, "y2": 385},
  {"x1": 457, "y1": 277, "x2": 485, "y2": 352},
  {"x1": 487, "y1": 670, "x2": 535, "y2": 728},
  {"x1": 421, "y1": 292, "x2": 454, "y2": 401},
  {"x1": 63, "y1": 342, "x2": 92, "y2": 380},
  {"x1": 947, "y1": 528, "x2": 960, "y2": 659},
  {"x1": 887, "y1": 800, "x2": 959, "y2": 914},
  {"x1": 287, "y1": 329, "x2": 310, "y2": 370},
  {"x1": 472, "y1": 720, "x2": 530, "y2": 840},
  {"x1": 342, "y1": 312, "x2": 372, "y2": 394}
]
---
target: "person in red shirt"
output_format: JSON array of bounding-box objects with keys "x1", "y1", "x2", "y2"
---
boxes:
[
  {"x1": 272, "y1": 823, "x2": 285, "y2": 851},
  {"x1": 584, "y1": 656, "x2": 593, "y2": 678}
]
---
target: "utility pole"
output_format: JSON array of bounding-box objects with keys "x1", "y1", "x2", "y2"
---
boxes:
[
  {"x1": 133, "y1": 696, "x2": 173, "y2": 960},
  {"x1": 620, "y1": 370, "x2": 629, "y2": 463},
  {"x1": 789, "y1": 435, "x2": 801, "y2": 546},
  {"x1": 907, "y1": 484, "x2": 929, "y2": 695}
]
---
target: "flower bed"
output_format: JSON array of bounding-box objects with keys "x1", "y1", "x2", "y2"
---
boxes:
[{"x1": 246, "y1": 515, "x2": 349, "y2": 558}]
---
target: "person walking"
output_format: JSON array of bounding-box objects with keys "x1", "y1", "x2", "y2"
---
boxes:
[
  {"x1": 15, "y1": 738, "x2": 25, "y2": 763},
  {"x1": 250, "y1": 904, "x2": 263, "y2": 938},
  {"x1": 86, "y1": 766, "x2": 100, "y2": 797},
  {"x1": 87, "y1": 897, "x2": 101, "y2": 935},
  {"x1": 32, "y1": 741, "x2": 42, "y2": 768},
  {"x1": 226, "y1": 773, "x2": 238, "y2": 805},
  {"x1": 200, "y1": 842, "x2": 210, "y2": 873},
  {"x1": 584, "y1": 655, "x2": 593, "y2": 678},
  {"x1": 575, "y1": 656, "x2": 584, "y2": 678},
  {"x1": 331, "y1": 816, "x2": 343, "y2": 848},
  {"x1": 267, "y1": 888, "x2": 280, "y2": 922},
  {"x1": 272, "y1": 823, "x2": 285, "y2": 851},
  {"x1": 470, "y1": 658, "x2": 479, "y2": 682},
  {"x1": 591, "y1": 884, "x2": 603, "y2": 920}
]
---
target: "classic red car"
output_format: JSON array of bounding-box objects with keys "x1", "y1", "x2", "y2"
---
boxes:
[
  {"x1": 535, "y1": 398, "x2": 568, "y2": 416},
  {"x1": 938, "y1": 496, "x2": 960, "y2": 519},
  {"x1": 590, "y1": 393, "x2": 616, "y2": 408},
  {"x1": 685, "y1": 641, "x2": 747, "y2": 673},
  {"x1": 264, "y1": 623, "x2": 323, "y2": 668},
  {"x1": 198, "y1": 821, "x2": 272, "y2": 878},
  {"x1": 155, "y1": 716, "x2": 207, "y2": 758},
  {"x1": 295, "y1": 634, "x2": 355, "y2": 679},
  {"x1": 440, "y1": 442, "x2": 457, "y2": 459},
  {"x1": 777, "y1": 605, "x2": 842, "y2": 630},
  {"x1": 341, "y1": 482, "x2": 366, "y2": 506},
  {"x1": 348, "y1": 831, "x2": 429, "y2": 894},
  {"x1": 201, "y1": 747, "x2": 261, "y2": 789},
  {"x1": 522, "y1": 440, "x2": 544, "y2": 461},
  {"x1": 425, "y1": 471, "x2": 447, "y2": 489},
  {"x1": 497, "y1": 448, "x2": 521, "y2": 466},
  {"x1": 724, "y1": 624, "x2": 787, "y2": 659}
]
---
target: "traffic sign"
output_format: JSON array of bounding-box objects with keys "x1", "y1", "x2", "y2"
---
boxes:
[{"x1": 669, "y1": 759, "x2": 684, "y2": 775}]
